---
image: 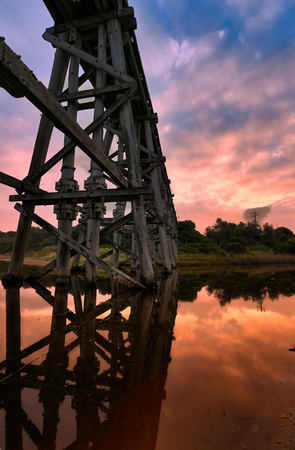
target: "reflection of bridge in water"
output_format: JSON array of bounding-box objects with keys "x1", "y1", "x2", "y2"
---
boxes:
[
  {"x1": 0, "y1": 273, "x2": 178, "y2": 449},
  {"x1": 0, "y1": 0, "x2": 177, "y2": 288}
]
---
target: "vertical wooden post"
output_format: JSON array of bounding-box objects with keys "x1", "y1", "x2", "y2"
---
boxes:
[
  {"x1": 110, "y1": 139, "x2": 126, "y2": 268},
  {"x1": 107, "y1": 19, "x2": 154, "y2": 285},
  {"x1": 144, "y1": 120, "x2": 172, "y2": 271},
  {"x1": 55, "y1": 31, "x2": 79, "y2": 280},
  {"x1": 131, "y1": 233, "x2": 138, "y2": 273},
  {"x1": 167, "y1": 198, "x2": 178, "y2": 267},
  {"x1": 84, "y1": 25, "x2": 107, "y2": 283},
  {"x1": 7, "y1": 47, "x2": 69, "y2": 278}
]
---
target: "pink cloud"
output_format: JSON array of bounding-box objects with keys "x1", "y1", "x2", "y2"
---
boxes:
[{"x1": 146, "y1": 35, "x2": 295, "y2": 231}]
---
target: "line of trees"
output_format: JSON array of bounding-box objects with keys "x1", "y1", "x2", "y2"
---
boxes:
[
  {"x1": 177, "y1": 218, "x2": 295, "y2": 255},
  {"x1": 0, "y1": 218, "x2": 294, "y2": 256},
  {"x1": 0, "y1": 226, "x2": 80, "y2": 255}
]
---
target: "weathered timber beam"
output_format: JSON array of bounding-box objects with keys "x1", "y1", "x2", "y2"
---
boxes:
[
  {"x1": 135, "y1": 113, "x2": 158, "y2": 123},
  {"x1": 25, "y1": 259, "x2": 57, "y2": 280},
  {"x1": 10, "y1": 187, "x2": 153, "y2": 205},
  {"x1": 57, "y1": 81, "x2": 134, "y2": 102},
  {"x1": 106, "y1": 126, "x2": 156, "y2": 158},
  {"x1": 142, "y1": 161, "x2": 163, "y2": 177},
  {"x1": 46, "y1": 7, "x2": 135, "y2": 33},
  {"x1": 105, "y1": 123, "x2": 160, "y2": 159},
  {"x1": 99, "y1": 201, "x2": 154, "y2": 239},
  {"x1": 99, "y1": 249, "x2": 113, "y2": 260},
  {"x1": 0, "y1": 40, "x2": 128, "y2": 188},
  {"x1": 24, "y1": 247, "x2": 82, "y2": 282},
  {"x1": 117, "y1": 156, "x2": 166, "y2": 167},
  {"x1": 101, "y1": 218, "x2": 115, "y2": 225},
  {"x1": 96, "y1": 321, "x2": 135, "y2": 332},
  {"x1": 0, "y1": 171, "x2": 45, "y2": 194},
  {"x1": 0, "y1": 39, "x2": 24, "y2": 98},
  {"x1": 100, "y1": 211, "x2": 133, "y2": 239},
  {"x1": 15, "y1": 203, "x2": 145, "y2": 289},
  {"x1": 139, "y1": 144, "x2": 158, "y2": 157},
  {"x1": 77, "y1": 101, "x2": 95, "y2": 111},
  {"x1": 62, "y1": 66, "x2": 95, "y2": 96},
  {"x1": 23, "y1": 86, "x2": 136, "y2": 185},
  {"x1": 43, "y1": 30, "x2": 135, "y2": 84},
  {"x1": 102, "y1": 237, "x2": 139, "y2": 260}
]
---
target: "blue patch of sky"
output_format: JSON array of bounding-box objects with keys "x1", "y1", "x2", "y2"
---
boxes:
[
  {"x1": 145, "y1": 1, "x2": 244, "y2": 40},
  {"x1": 208, "y1": 104, "x2": 250, "y2": 134},
  {"x1": 141, "y1": 1, "x2": 295, "y2": 61},
  {"x1": 169, "y1": 110, "x2": 201, "y2": 132},
  {"x1": 247, "y1": 6, "x2": 295, "y2": 59},
  {"x1": 163, "y1": 102, "x2": 250, "y2": 136}
]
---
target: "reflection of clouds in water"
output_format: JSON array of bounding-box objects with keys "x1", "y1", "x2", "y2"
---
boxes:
[{"x1": 158, "y1": 291, "x2": 295, "y2": 449}]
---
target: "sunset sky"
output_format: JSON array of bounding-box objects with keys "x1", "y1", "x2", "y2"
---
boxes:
[{"x1": 1, "y1": 0, "x2": 295, "y2": 232}]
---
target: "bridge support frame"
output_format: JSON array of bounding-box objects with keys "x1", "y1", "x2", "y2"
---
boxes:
[{"x1": 0, "y1": 0, "x2": 177, "y2": 288}]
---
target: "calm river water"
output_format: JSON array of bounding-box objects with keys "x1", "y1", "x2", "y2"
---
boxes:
[{"x1": 0, "y1": 266, "x2": 295, "y2": 449}]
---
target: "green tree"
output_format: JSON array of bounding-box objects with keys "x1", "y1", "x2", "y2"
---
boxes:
[{"x1": 177, "y1": 220, "x2": 202, "y2": 244}]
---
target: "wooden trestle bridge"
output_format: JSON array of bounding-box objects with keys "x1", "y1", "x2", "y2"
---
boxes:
[{"x1": 0, "y1": 0, "x2": 178, "y2": 288}]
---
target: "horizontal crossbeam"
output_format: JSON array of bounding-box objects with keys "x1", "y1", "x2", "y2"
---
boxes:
[
  {"x1": 57, "y1": 81, "x2": 134, "y2": 102},
  {"x1": 9, "y1": 187, "x2": 153, "y2": 205}
]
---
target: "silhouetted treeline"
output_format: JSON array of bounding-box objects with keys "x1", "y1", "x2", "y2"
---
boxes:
[
  {"x1": 177, "y1": 218, "x2": 295, "y2": 255},
  {"x1": 0, "y1": 218, "x2": 294, "y2": 256},
  {"x1": 0, "y1": 226, "x2": 80, "y2": 254}
]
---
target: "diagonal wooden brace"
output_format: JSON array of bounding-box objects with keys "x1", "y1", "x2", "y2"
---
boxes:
[
  {"x1": 43, "y1": 30, "x2": 135, "y2": 84},
  {"x1": 14, "y1": 203, "x2": 145, "y2": 289},
  {"x1": 0, "y1": 171, "x2": 45, "y2": 194},
  {"x1": 22, "y1": 85, "x2": 136, "y2": 185},
  {"x1": 0, "y1": 40, "x2": 128, "y2": 188}
]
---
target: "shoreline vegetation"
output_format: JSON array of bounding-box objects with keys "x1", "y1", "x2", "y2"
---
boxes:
[
  {"x1": 1, "y1": 243, "x2": 295, "y2": 274},
  {"x1": 177, "y1": 251, "x2": 295, "y2": 269},
  {"x1": 1, "y1": 250, "x2": 295, "y2": 271},
  {"x1": 1, "y1": 217, "x2": 295, "y2": 271}
]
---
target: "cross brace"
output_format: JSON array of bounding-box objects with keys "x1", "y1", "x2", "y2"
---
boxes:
[{"x1": 15, "y1": 203, "x2": 145, "y2": 289}]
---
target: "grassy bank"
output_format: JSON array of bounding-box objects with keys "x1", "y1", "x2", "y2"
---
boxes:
[
  {"x1": 2, "y1": 247, "x2": 295, "y2": 272},
  {"x1": 177, "y1": 251, "x2": 295, "y2": 268}
]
